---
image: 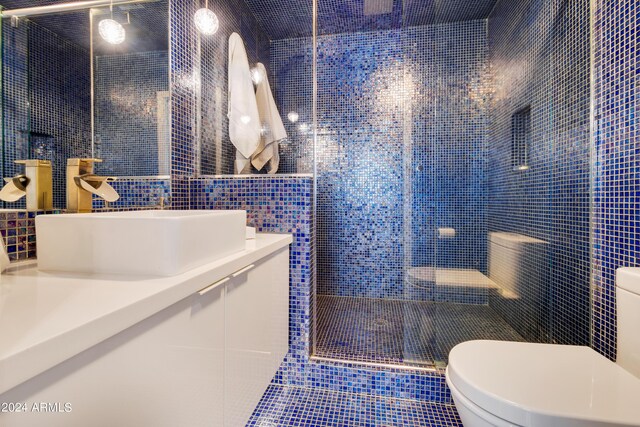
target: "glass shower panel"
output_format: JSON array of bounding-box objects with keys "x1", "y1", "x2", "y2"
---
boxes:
[
  {"x1": 400, "y1": 3, "x2": 545, "y2": 367},
  {"x1": 400, "y1": 11, "x2": 496, "y2": 367},
  {"x1": 312, "y1": 0, "x2": 591, "y2": 370}
]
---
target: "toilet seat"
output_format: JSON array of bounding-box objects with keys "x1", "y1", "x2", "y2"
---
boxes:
[{"x1": 446, "y1": 340, "x2": 640, "y2": 426}]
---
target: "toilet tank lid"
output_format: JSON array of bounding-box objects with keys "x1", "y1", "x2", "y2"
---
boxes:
[
  {"x1": 488, "y1": 232, "x2": 548, "y2": 249},
  {"x1": 617, "y1": 267, "x2": 640, "y2": 295}
]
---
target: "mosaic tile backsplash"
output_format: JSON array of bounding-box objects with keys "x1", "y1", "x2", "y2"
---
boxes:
[
  {"x1": 92, "y1": 178, "x2": 171, "y2": 210},
  {"x1": 0, "y1": 210, "x2": 59, "y2": 261}
]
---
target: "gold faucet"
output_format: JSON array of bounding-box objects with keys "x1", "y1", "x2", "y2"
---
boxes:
[
  {"x1": 0, "y1": 160, "x2": 53, "y2": 211},
  {"x1": 66, "y1": 158, "x2": 119, "y2": 213}
]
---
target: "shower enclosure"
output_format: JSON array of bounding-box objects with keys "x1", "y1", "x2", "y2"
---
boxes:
[
  {"x1": 307, "y1": 0, "x2": 591, "y2": 369},
  {"x1": 78, "y1": 0, "x2": 593, "y2": 371}
]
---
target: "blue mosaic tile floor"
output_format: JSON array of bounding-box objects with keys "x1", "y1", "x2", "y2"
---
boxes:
[
  {"x1": 248, "y1": 385, "x2": 462, "y2": 427},
  {"x1": 315, "y1": 296, "x2": 524, "y2": 367}
]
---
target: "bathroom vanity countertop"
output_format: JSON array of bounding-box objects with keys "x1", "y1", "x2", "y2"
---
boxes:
[{"x1": 0, "y1": 233, "x2": 292, "y2": 395}]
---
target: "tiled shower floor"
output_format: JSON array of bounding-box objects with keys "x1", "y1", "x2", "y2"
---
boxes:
[
  {"x1": 248, "y1": 385, "x2": 462, "y2": 427},
  {"x1": 315, "y1": 295, "x2": 524, "y2": 368}
]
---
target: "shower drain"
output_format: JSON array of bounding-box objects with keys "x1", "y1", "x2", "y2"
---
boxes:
[{"x1": 374, "y1": 318, "x2": 389, "y2": 327}]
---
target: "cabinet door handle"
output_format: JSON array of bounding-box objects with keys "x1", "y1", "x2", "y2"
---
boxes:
[
  {"x1": 232, "y1": 264, "x2": 255, "y2": 277},
  {"x1": 198, "y1": 277, "x2": 230, "y2": 296}
]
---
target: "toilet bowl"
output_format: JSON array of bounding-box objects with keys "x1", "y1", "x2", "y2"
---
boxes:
[{"x1": 446, "y1": 267, "x2": 640, "y2": 427}]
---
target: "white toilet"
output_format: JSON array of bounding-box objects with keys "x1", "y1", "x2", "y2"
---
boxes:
[{"x1": 446, "y1": 267, "x2": 640, "y2": 426}]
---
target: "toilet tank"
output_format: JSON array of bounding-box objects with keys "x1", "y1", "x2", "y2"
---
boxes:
[
  {"x1": 488, "y1": 232, "x2": 548, "y2": 299},
  {"x1": 616, "y1": 268, "x2": 640, "y2": 378}
]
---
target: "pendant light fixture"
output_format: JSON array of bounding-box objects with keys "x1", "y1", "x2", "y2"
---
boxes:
[{"x1": 194, "y1": 0, "x2": 219, "y2": 35}]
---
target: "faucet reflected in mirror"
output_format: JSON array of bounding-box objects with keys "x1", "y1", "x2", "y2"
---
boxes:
[
  {"x1": 0, "y1": 160, "x2": 53, "y2": 211},
  {"x1": 66, "y1": 158, "x2": 119, "y2": 213}
]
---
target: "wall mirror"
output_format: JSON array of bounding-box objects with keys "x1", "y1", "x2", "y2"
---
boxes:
[
  {"x1": 90, "y1": 0, "x2": 169, "y2": 177},
  {"x1": 0, "y1": 0, "x2": 169, "y2": 209}
]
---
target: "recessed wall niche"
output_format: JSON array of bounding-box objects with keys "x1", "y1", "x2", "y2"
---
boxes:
[{"x1": 511, "y1": 105, "x2": 531, "y2": 171}]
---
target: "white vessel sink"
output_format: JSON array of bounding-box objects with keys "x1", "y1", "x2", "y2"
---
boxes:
[{"x1": 36, "y1": 210, "x2": 247, "y2": 276}]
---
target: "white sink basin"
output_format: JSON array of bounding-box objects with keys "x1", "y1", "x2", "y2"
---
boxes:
[{"x1": 36, "y1": 210, "x2": 247, "y2": 276}]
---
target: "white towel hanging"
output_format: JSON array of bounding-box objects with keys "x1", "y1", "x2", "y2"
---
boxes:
[
  {"x1": 228, "y1": 32, "x2": 261, "y2": 174},
  {"x1": 251, "y1": 63, "x2": 287, "y2": 174}
]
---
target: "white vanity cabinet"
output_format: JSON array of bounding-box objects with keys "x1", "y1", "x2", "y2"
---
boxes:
[
  {"x1": 224, "y1": 246, "x2": 289, "y2": 426},
  {"x1": 0, "y1": 245, "x2": 290, "y2": 427}
]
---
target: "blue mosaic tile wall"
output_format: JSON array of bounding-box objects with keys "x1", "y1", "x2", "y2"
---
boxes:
[
  {"x1": 94, "y1": 51, "x2": 169, "y2": 177},
  {"x1": 487, "y1": 0, "x2": 591, "y2": 344},
  {"x1": 269, "y1": 38, "x2": 314, "y2": 174},
  {"x1": 191, "y1": 175, "x2": 315, "y2": 390},
  {"x1": 404, "y1": 22, "x2": 489, "y2": 278},
  {"x1": 0, "y1": 210, "x2": 59, "y2": 261},
  {"x1": 314, "y1": 29, "x2": 405, "y2": 300},
  {"x1": 169, "y1": 0, "x2": 271, "y2": 205},
  {"x1": 191, "y1": 175, "x2": 454, "y2": 403},
  {"x1": 591, "y1": 0, "x2": 639, "y2": 360},
  {"x1": 92, "y1": 177, "x2": 171, "y2": 210},
  {"x1": 168, "y1": 0, "x2": 199, "y2": 208},
  {"x1": 2, "y1": 18, "x2": 92, "y2": 209},
  {"x1": 272, "y1": 22, "x2": 489, "y2": 302},
  {"x1": 267, "y1": 0, "x2": 592, "y2": 371}
]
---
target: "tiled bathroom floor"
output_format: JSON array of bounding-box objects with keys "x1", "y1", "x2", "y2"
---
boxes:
[
  {"x1": 247, "y1": 385, "x2": 462, "y2": 427},
  {"x1": 315, "y1": 295, "x2": 524, "y2": 367}
]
